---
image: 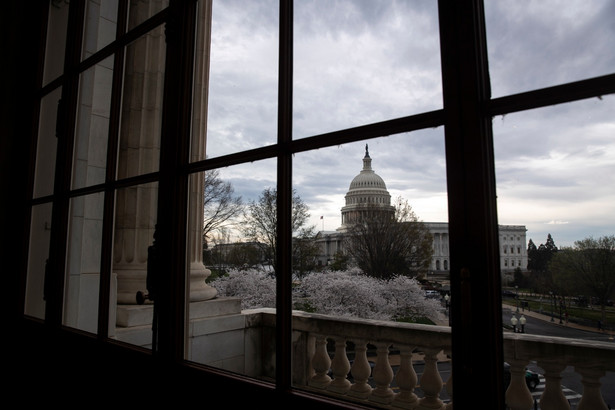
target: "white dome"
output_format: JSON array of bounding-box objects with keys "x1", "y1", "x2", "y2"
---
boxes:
[
  {"x1": 348, "y1": 145, "x2": 388, "y2": 190},
  {"x1": 340, "y1": 145, "x2": 395, "y2": 228}
]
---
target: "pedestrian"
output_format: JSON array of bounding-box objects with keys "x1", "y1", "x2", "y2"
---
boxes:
[{"x1": 598, "y1": 320, "x2": 603, "y2": 331}]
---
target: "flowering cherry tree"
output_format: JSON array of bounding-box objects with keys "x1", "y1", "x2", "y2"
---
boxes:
[
  {"x1": 298, "y1": 269, "x2": 444, "y2": 322},
  {"x1": 211, "y1": 268, "x2": 444, "y2": 323},
  {"x1": 211, "y1": 269, "x2": 276, "y2": 310}
]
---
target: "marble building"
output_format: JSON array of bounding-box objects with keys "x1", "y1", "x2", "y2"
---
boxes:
[{"x1": 315, "y1": 146, "x2": 528, "y2": 275}]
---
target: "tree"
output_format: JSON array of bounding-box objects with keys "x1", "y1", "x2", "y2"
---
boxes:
[
  {"x1": 242, "y1": 187, "x2": 313, "y2": 276},
  {"x1": 202, "y1": 169, "x2": 243, "y2": 249},
  {"x1": 292, "y1": 235, "x2": 320, "y2": 278},
  {"x1": 210, "y1": 269, "x2": 276, "y2": 310},
  {"x1": 344, "y1": 197, "x2": 433, "y2": 280},
  {"x1": 329, "y1": 250, "x2": 349, "y2": 271},
  {"x1": 211, "y1": 268, "x2": 445, "y2": 323},
  {"x1": 297, "y1": 269, "x2": 444, "y2": 322},
  {"x1": 527, "y1": 234, "x2": 558, "y2": 273},
  {"x1": 527, "y1": 239, "x2": 538, "y2": 270},
  {"x1": 549, "y1": 235, "x2": 615, "y2": 325}
]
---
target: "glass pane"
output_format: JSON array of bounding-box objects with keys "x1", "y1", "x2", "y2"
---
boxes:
[
  {"x1": 72, "y1": 55, "x2": 114, "y2": 189},
  {"x1": 43, "y1": 1, "x2": 69, "y2": 86},
  {"x1": 82, "y1": 0, "x2": 119, "y2": 60},
  {"x1": 34, "y1": 87, "x2": 61, "y2": 198},
  {"x1": 293, "y1": 0, "x2": 442, "y2": 139},
  {"x1": 111, "y1": 182, "x2": 158, "y2": 348},
  {"x1": 203, "y1": 0, "x2": 279, "y2": 159},
  {"x1": 292, "y1": 134, "x2": 452, "y2": 405},
  {"x1": 494, "y1": 97, "x2": 615, "y2": 408},
  {"x1": 127, "y1": 0, "x2": 168, "y2": 31},
  {"x1": 24, "y1": 203, "x2": 53, "y2": 320},
  {"x1": 186, "y1": 159, "x2": 277, "y2": 380},
  {"x1": 62, "y1": 192, "x2": 104, "y2": 333},
  {"x1": 485, "y1": 0, "x2": 615, "y2": 97},
  {"x1": 117, "y1": 26, "x2": 166, "y2": 179}
]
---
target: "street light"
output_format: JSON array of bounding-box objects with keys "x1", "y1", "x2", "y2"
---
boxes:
[
  {"x1": 444, "y1": 294, "x2": 451, "y2": 326},
  {"x1": 549, "y1": 291, "x2": 554, "y2": 322},
  {"x1": 511, "y1": 315, "x2": 518, "y2": 333},
  {"x1": 519, "y1": 315, "x2": 526, "y2": 333},
  {"x1": 515, "y1": 285, "x2": 520, "y2": 313}
]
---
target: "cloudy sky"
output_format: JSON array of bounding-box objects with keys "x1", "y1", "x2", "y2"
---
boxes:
[{"x1": 202, "y1": 0, "x2": 615, "y2": 248}]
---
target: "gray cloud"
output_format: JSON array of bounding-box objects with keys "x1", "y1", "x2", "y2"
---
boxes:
[{"x1": 205, "y1": 1, "x2": 614, "y2": 247}]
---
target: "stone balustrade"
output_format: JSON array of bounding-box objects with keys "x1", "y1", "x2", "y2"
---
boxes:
[{"x1": 244, "y1": 309, "x2": 615, "y2": 409}]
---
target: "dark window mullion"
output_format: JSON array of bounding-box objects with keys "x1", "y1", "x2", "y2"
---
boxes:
[
  {"x1": 45, "y1": 0, "x2": 86, "y2": 327},
  {"x1": 97, "y1": 0, "x2": 129, "y2": 339},
  {"x1": 487, "y1": 73, "x2": 615, "y2": 117},
  {"x1": 438, "y1": 0, "x2": 504, "y2": 408},
  {"x1": 155, "y1": 0, "x2": 197, "y2": 361},
  {"x1": 276, "y1": 0, "x2": 293, "y2": 393}
]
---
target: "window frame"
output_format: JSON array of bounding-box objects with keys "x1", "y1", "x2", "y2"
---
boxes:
[{"x1": 18, "y1": 0, "x2": 615, "y2": 407}]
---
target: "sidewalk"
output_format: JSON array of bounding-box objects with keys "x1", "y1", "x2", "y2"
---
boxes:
[{"x1": 502, "y1": 302, "x2": 615, "y2": 338}]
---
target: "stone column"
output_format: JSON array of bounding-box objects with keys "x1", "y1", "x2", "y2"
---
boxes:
[
  {"x1": 188, "y1": 0, "x2": 216, "y2": 302},
  {"x1": 114, "y1": 0, "x2": 216, "y2": 305}
]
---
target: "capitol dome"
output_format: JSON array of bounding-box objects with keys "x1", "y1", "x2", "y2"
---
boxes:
[{"x1": 340, "y1": 145, "x2": 395, "y2": 228}]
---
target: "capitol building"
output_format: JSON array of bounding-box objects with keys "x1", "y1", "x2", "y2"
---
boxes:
[{"x1": 315, "y1": 145, "x2": 528, "y2": 276}]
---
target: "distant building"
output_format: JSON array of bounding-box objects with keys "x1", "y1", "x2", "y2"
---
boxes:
[{"x1": 315, "y1": 146, "x2": 527, "y2": 275}]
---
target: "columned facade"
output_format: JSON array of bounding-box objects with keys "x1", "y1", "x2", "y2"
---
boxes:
[
  {"x1": 114, "y1": 1, "x2": 216, "y2": 306},
  {"x1": 316, "y1": 149, "x2": 528, "y2": 275}
]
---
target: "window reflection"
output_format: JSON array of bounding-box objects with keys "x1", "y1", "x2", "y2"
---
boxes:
[
  {"x1": 63, "y1": 192, "x2": 104, "y2": 334},
  {"x1": 82, "y1": 0, "x2": 119, "y2": 60},
  {"x1": 112, "y1": 182, "x2": 157, "y2": 348},
  {"x1": 24, "y1": 203, "x2": 53, "y2": 320},
  {"x1": 72, "y1": 55, "x2": 114, "y2": 189},
  {"x1": 117, "y1": 26, "x2": 166, "y2": 179},
  {"x1": 34, "y1": 87, "x2": 61, "y2": 198}
]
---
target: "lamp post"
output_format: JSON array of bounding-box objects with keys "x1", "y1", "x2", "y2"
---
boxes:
[
  {"x1": 519, "y1": 315, "x2": 526, "y2": 333},
  {"x1": 549, "y1": 291, "x2": 554, "y2": 322},
  {"x1": 558, "y1": 297, "x2": 563, "y2": 324},
  {"x1": 444, "y1": 294, "x2": 451, "y2": 326},
  {"x1": 511, "y1": 315, "x2": 518, "y2": 333},
  {"x1": 515, "y1": 285, "x2": 520, "y2": 313}
]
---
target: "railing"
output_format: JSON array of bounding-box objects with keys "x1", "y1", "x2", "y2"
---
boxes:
[{"x1": 249, "y1": 310, "x2": 615, "y2": 409}]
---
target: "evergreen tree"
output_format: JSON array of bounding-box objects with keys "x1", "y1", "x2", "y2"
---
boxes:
[
  {"x1": 527, "y1": 239, "x2": 537, "y2": 271},
  {"x1": 528, "y1": 234, "x2": 558, "y2": 273}
]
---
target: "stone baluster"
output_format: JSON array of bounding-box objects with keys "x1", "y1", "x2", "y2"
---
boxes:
[
  {"x1": 418, "y1": 348, "x2": 445, "y2": 409},
  {"x1": 537, "y1": 360, "x2": 570, "y2": 410},
  {"x1": 505, "y1": 359, "x2": 534, "y2": 410},
  {"x1": 369, "y1": 342, "x2": 395, "y2": 404},
  {"x1": 328, "y1": 337, "x2": 351, "y2": 393},
  {"x1": 392, "y1": 345, "x2": 419, "y2": 408},
  {"x1": 348, "y1": 339, "x2": 372, "y2": 399},
  {"x1": 309, "y1": 334, "x2": 332, "y2": 388},
  {"x1": 576, "y1": 365, "x2": 608, "y2": 410},
  {"x1": 444, "y1": 350, "x2": 453, "y2": 410}
]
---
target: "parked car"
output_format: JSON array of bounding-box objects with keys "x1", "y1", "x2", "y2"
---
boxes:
[
  {"x1": 503, "y1": 362, "x2": 540, "y2": 391},
  {"x1": 425, "y1": 290, "x2": 440, "y2": 299},
  {"x1": 502, "y1": 290, "x2": 516, "y2": 298}
]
